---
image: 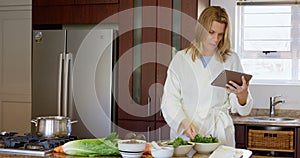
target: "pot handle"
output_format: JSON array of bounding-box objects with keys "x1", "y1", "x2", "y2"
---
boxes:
[
  {"x1": 71, "y1": 120, "x2": 78, "y2": 124},
  {"x1": 31, "y1": 119, "x2": 37, "y2": 126}
]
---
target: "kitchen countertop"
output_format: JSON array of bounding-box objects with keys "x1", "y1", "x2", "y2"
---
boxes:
[
  {"x1": 232, "y1": 115, "x2": 300, "y2": 127},
  {"x1": 0, "y1": 152, "x2": 211, "y2": 158},
  {"x1": 231, "y1": 108, "x2": 300, "y2": 127}
]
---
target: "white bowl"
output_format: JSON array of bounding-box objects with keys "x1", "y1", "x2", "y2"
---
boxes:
[
  {"x1": 120, "y1": 151, "x2": 143, "y2": 158},
  {"x1": 193, "y1": 142, "x2": 220, "y2": 154},
  {"x1": 151, "y1": 147, "x2": 174, "y2": 158},
  {"x1": 119, "y1": 151, "x2": 144, "y2": 158},
  {"x1": 118, "y1": 139, "x2": 146, "y2": 158},
  {"x1": 172, "y1": 142, "x2": 195, "y2": 156}
]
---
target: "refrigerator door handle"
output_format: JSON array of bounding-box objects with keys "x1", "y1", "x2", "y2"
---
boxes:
[
  {"x1": 67, "y1": 53, "x2": 73, "y2": 117},
  {"x1": 62, "y1": 53, "x2": 72, "y2": 117},
  {"x1": 57, "y1": 53, "x2": 63, "y2": 116}
]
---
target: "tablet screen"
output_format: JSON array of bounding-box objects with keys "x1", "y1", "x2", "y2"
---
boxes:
[{"x1": 211, "y1": 70, "x2": 252, "y2": 88}]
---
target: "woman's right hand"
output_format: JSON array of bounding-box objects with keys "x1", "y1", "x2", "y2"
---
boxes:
[{"x1": 181, "y1": 119, "x2": 197, "y2": 139}]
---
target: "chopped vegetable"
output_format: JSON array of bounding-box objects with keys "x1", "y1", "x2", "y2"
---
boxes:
[
  {"x1": 191, "y1": 134, "x2": 218, "y2": 143},
  {"x1": 62, "y1": 132, "x2": 120, "y2": 157},
  {"x1": 167, "y1": 137, "x2": 189, "y2": 148},
  {"x1": 53, "y1": 145, "x2": 64, "y2": 153}
]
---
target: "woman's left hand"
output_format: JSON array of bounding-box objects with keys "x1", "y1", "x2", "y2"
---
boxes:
[{"x1": 226, "y1": 76, "x2": 249, "y2": 105}]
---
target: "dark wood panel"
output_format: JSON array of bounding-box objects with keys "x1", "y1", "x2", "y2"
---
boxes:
[
  {"x1": 72, "y1": 4, "x2": 118, "y2": 24},
  {"x1": 296, "y1": 127, "x2": 300, "y2": 158},
  {"x1": 117, "y1": 0, "x2": 135, "y2": 121},
  {"x1": 181, "y1": 0, "x2": 198, "y2": 49},
  {"x1": 117, "y1": 103, "x2": 156, "y2": 121},
  {"x1": 117, "y1": 32, "x2": 134, "y2": 120},
  {"x1": 156, "y1": 0, "x2": 172, "y2": 122},
  {"x1": 141, "y1": 0, "x2": 157, "y2": 116},
  {"x1": 32, "y1": 0, "x2": 74, "y2": 6},
  {"x1": 117, "y1": 120, "x2": 155, "y2": 141},
  {"x1": 75, "y1": 0, "x2": 119, "y2": 5},
  {"x1": 32, "y1": 0, "x2": 119, "y2": 24},
  {"x1": 155, "y1": 62, "x2": 169, "y2": 121},
  {"x1": 32, "y1": 6, "x2": 74, "y2": 24},
  {"x1": 118, "y1": 120, "x2": 155, "y2": 132},
  {"x1": 234, "y1": 124, "x2": 246, "y2": 148}
]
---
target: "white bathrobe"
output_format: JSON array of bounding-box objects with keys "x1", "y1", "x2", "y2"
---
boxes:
[{"x1": 161, "y1": 49, "x2": 253, "y2": 147}]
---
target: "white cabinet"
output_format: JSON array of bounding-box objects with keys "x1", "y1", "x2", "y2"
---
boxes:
[{"x1": 0, "y1": 0, "x2": 31, "y2": 134}]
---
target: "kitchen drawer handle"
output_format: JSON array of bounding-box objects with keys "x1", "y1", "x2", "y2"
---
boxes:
[
  {"x1": 158, "y1": 128, "x2": 162, "y2": 141},
  {"x1": 147, "y1": 126, "x2": 151, "y2": 141},
  {"x1": 159, "y1": 97, "x2": 162, "y2": 117},
  {"x1": 148, "y1": 97, "x2": 151, "y2": 116}
]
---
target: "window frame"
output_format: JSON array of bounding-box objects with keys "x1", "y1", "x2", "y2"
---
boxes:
[{"x1": 235, "y1": 4, "x2": 300, "y2": 84}]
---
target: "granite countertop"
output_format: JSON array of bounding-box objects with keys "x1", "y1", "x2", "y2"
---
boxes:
[{"x1": 232, "y1": 108, "x2": 300, "y2": 127}]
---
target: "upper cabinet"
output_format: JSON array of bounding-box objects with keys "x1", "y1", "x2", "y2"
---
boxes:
[{"x1": 32, "y1": 0, "x2": 119, "y2": 24}]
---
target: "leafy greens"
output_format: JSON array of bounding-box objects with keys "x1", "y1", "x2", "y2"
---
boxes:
[
  {"x1": 62, "y1": 132, "x2": 120, "y2": 157},
  {"x1": 191, "y1": 134, "x2": 218, "y2": 143},
  {"x1": 167, "y1": 137, "x2": 189, "y2": 148}
]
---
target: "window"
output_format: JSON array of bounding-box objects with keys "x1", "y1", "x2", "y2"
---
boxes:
[{"x1": 236, "y1": 4, "x2": 300, "y2": 84}]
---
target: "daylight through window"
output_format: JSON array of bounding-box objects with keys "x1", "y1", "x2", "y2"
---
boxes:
[{"x1": 236, "y1": 4, "x2": 300, "y2": 83}]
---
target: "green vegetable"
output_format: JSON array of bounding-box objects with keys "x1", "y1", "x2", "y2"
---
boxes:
[
  {"x1": 62, "y1": 132, "x2": 120, "y2": 157},
  {"x1": 167, "y1": 137, "x2": 189, "y2": 148},
  {"x1": 191, "y1": 134, "x2": 218, "y2": 143}
]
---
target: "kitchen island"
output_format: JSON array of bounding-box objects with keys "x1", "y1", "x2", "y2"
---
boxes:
[{"x1": 0, "y1": 152, "x2": 211, "y2": 158}]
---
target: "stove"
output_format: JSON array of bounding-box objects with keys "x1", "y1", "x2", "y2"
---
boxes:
[{"x1": 0, "y1": 132, "x2": 77, "y2": 156}]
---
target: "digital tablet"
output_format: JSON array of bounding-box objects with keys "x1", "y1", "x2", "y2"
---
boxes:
[{"x1": 211, "y1": 70, "x2": 252, "y2": 88}]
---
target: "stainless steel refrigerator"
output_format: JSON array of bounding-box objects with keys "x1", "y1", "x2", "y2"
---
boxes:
[{"x1": 32, "y1": 29, "x2": 117, "y2": 138}]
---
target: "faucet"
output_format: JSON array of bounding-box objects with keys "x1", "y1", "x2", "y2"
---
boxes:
[{"x1": 270, "y1": 96, "x2": 285, "y2": 118}]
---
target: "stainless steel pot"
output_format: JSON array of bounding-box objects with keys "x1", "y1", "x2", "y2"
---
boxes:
[{"x1": 31, "y1": 116, "x2": 77, "y2": 138}]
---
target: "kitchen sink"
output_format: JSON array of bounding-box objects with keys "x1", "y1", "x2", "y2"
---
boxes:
[{"x1": 249, "y1": 116, "x2": 300, "y2": 122}]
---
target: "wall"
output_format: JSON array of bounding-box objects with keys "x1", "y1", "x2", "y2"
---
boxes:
[
  {"x1": 211, "y1": 0, "x2": 300, "y2": 110},
  {"x1": 249, "y1": 84, "x2": 300, "y2": 109}
]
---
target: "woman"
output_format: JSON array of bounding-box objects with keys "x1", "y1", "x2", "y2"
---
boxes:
[{"x1": 161, "y1": 6, "x2": 253, "y2": 147}]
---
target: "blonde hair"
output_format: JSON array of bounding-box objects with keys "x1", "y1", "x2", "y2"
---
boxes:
[{"x1": 186, "y1": 6, "x2": 231, "y2": 62}]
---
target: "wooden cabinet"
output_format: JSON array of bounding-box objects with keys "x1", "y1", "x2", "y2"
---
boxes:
[
  {"x1": 117, "y1": 0, "x2": 170, "y2": 141},
  {"x1": 234, "y1": 124, "x2": 247, "y2": 149},
  {"x1": 32, "y1": 0, "x2": 119, "y2": 24},
  {"x1": 117, "y1": 0, "x2": 209, "y2": 141},
  {"x1": 32, "y1": 0, "x2": 73, "y2": 24},
  {"x1": 74, "y1": 0, "x2": 119, "y2": 5},
  {"x1": 296, "y1": 127, "x2": 300, "y2": 158}
]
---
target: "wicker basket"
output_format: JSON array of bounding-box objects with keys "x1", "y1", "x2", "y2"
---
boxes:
[{"x1": 248, "y1": 129, "x2": 294, "y2": 151}]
